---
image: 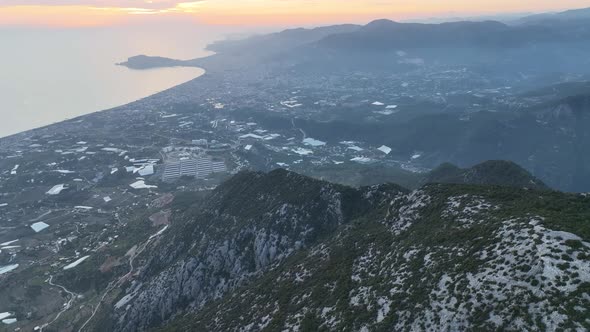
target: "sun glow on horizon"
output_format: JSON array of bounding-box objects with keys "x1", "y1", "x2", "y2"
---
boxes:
[{"x1": 1, "y1": 0, "x2": 589, "y2": 28}]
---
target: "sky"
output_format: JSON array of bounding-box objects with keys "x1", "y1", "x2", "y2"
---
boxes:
[{"x1": 0, "y1": 0, "x2": 589, "y2": 27}]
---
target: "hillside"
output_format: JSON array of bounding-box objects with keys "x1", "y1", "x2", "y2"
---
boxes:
[
  {"x1": 314, "y1": 18, "x2": 590, "y2": 52},
  {"x1": 206, "y1": 24, "x2": 361, "y2": 55},
  {"x1": 117, "y1": 55, "x2": 187, "y2": 70},
  {"x1": 119, "y1": 15, "x2": 590, "y2": 72},
  {"x1": 41, "y1": 169, "x2": 587, "y2": 331},
  {"x1": 2, "y1": 165, "x2": 589, "y2": 331},
  {"x1": 87, "y1": 170, "x2": 405, "y2": 331},
  {"x1": 156, "y1": 171, "x2": 590, "y2": 332},
  {"x1": 520, "y1": 7, "x2": 590, "y2": 24},
  {"x1": 318, "y1": 20, "x2": 519, "y2": 50},
  {"x1": 424, "y1": 160, "x2": 548, "y2": 190}
]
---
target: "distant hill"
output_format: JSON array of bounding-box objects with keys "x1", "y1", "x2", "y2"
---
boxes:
[
  {"x1": 318, "y1": 20, "x2": 523, "y2": 50},
  {"x1": 521, "y1": 82, "x2": 590, "y2": 101},
  {"x1": 315, "y1": 18, "x2": 590, "y2": 51},
  {"x1": 424, "y1": 160, "x2": 548, "y2": 190},
  {"x1": 520, "y1": 7, "x2": 590, "y2": 24},
  {"x1": 117, "y1": 55, "x2": 186, "y2": 70},
  {"x1": 119, "y1": 12, "x2": 590, "y2": 71},
  {"x1": 118, "y1": 24, "x2": 362, "y2": 70},
  {"x1": 136, "y1": 170, "x2": 590, "y2": 332},
  {"x1": 206, "y1": 24, "x2": 361, "y2": 55},
  {"x1": 202, "y1": 12, "x2": 590, "y2": 56}
]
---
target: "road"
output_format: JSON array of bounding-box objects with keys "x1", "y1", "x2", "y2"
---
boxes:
[
  {"x1": 77, "y1": 226, "x2": 168, "y2": 331},
  {"x1": 39, "y1": 275, "x2": 79, "y2": 332},
  {"x1": 291, "y1": 118, "x2": 307, "y2": 140}
]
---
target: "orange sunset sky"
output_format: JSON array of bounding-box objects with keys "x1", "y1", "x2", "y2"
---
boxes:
[{"x1": 1, "y1": 0, "x2": 589, "y2": 27}]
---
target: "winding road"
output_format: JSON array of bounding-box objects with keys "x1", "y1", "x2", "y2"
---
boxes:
[
  {"x1": 77, "y1": 226, "x2": 168, "y2": 331},
  {"x1": 291, "y1": 118, "x2": 307, "y2": 140},
  {"x1": 39, "y1": 275, "x2": 79, "y2": 332}
]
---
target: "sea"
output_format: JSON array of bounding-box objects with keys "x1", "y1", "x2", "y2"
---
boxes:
[{"x1": 0, "y1": 23, "x2": 229, "y2": 138}]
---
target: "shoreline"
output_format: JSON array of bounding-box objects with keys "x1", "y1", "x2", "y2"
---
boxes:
[{"x1": 0, "y1": 64, "x2": 208, "y2": 141}]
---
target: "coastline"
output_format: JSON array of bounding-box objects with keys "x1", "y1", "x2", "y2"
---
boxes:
[
  {"x1": 0, "y1": 63, "x2": 208, "y2": 141},
  {"x1": 0, "y1": 32, "x2": 250, "y2": 141}
]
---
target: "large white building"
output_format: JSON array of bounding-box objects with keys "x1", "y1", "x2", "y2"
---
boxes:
[{"x1": 163, "y1": 158, "x2": 226, "y2": 181}]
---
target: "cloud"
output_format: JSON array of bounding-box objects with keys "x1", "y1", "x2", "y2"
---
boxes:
[
  {"x1": 3, "y1": 0, "x2": 589, "y2": 28},
  {"x1": 0, "y1": 1, "x2": 203, "y2": 10},
  {"x1": 0, "y1": 0, "x2": 210, "y2": 27}
]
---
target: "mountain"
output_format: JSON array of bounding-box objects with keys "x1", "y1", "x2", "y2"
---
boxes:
[
  {"x1": 117, "y1": 55, "x2": 186, "y2": 70},
  {"x1": 312, "y1": 18, "x2": 590, "y2": 52},
  {"x1": 142, "y1": 170, "x2": 590, "y2": 331},
  {"x1": 119, "y1": 14, "x2": 590, "y2": 73},
  {"x1": 521, "y1": 81, "x2": 590, "y2": 101},
  {"x1": 520, "y1": 7, "x2": 590, "y2": 24},
  {"x1": 206, "y1": 24, "x2": 361, "y2": 56},
  {"x1": 318, "y1": 20, "x2": 525, "y2": 50},
  {"x1": 284, "y1": 89, "x2": 590, "y2": 192},
  {"x1": 118, "y1": 24, "x2": 361, "y2": 70},
  {"x1": 47, "y1": 169, "x2": 588, "y2": 331},
  {"x1": 424, "y1": 160, "x2": 548, "y2": 190},
  {"x1": 105, "y1": 170, "x2": 404, "y2": 332},
  {"x1": 541, "y1": 94, "x2": 590, "y2": 192}
]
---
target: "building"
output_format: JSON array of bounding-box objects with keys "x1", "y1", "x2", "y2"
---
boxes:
[
  {"x1": 163, "y1": 158, "x2": 226, "y2": 181},
  {"x1": 192, "y1": 139, "x2": 208, "y2": 146}
]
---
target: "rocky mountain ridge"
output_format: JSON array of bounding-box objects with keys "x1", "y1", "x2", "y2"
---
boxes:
[
  {"x1": 158, "y1": 175, "x2": 590, "y2": 331},
  {"x1": 70, "y1": 168, "x2": 590, "y2": 331},
  {"x1": 108, "y1": 170, "x2": 404, "y2": 331}
]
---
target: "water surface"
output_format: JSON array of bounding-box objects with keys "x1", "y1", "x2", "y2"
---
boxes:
[{"x1": 0, "y1": 24, "x2": 222, "y2": 137}]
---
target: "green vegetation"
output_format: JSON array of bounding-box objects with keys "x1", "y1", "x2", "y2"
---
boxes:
[
  {"x1": 155, "y1": 170, "x2": 590, "y2": 332},
  {"x1": 424, "y1": 160, "x2": 548, "y2": 190}
]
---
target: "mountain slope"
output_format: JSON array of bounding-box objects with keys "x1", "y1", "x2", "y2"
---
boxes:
[
  {"x1": 318, "y1": 20, "x2": 522, "y2": 50},
  {"x1": 206, "y1": 24, "x2": 361, "y2": 56},
  {"x1": 289, "y1": 89, "x2": 590, "y2": 192},
  {"x1": 108, "y1": 170, "x2": 405, "y2": 331},
  {"x1": 20, "y1": 167, "x2": 590, "y2": 331},
  {"x1": 530, "y1": 94, "x2": 590, "y2": 192},
  {"x1": 520, "y1": 7, "x2": 590, "y2": 24},
  {"x1": 161, "y1": 182, "x2": 590, "y2": 332},
  {"x1": 424, "y1": 160, "x2": 548, "y2": 190},
  {"x1": 314, "y1": 19, "x2": 590, "y2": 52}
]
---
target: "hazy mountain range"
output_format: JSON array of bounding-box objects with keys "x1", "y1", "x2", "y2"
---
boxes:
[{"x1": 121, "y1": 6, "x2": 590, "y2": 69}]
